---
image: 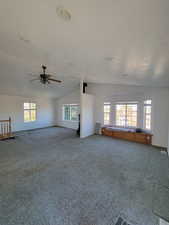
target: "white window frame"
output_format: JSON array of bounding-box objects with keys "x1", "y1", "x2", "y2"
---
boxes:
[
  {"x1": 24, "y1": 102, "x2": 37, "y2": 123},
  {"x1": 104, "y1": 102, "x2": 111, "y2": 125},
  {"x1": 62, "y1": 104, "x2": 79, "y2": 122},
  {"x1": 115, "y1": 102, "x2": 138, "y2": 128},
  {"x1": 143, "y1": 100, "x2": 152, "y2": 130}
]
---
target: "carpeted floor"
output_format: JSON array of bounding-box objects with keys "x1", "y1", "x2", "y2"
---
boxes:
[{"x1": 0, "y1": 127, "x2": 169, "y2": 225}]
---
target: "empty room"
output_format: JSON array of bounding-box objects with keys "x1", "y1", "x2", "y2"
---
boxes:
[{"x1": 0, "y1": 0, "x2": 169, "y2": 225}]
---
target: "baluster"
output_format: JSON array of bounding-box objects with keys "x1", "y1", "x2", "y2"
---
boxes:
[
  {"x1": 3, "y1": 123, "x2": 5, "y2": 136},
  {"x1": 2, "y1": 123, "x2": 4, "y2": 136},
  {"x1": 4, "y1": 122, "x2": 6, "y2": 136},
  {"x1": 5, "y1": 122, "x2": 8, "y2": 136},
  {"x1": 0, "y1": 123, "x2": 2, "y2": 136},
  {"x1": 7, "y1": 121, "x2": 9, "y2": 135},
  {"x1": 9, "y1": 117, "x2": 11, "y2": 136}
]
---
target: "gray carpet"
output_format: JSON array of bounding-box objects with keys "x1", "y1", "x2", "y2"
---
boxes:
[{"x1": 0, "y1": 127, "x2": 169, "y2": 225}]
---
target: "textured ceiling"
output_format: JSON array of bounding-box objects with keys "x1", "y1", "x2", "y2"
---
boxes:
[{"x1": 0, "y1": 0, "x2": 169, "y2": 97}]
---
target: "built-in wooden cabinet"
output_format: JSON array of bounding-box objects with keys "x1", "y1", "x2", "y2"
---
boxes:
[{"x1": 102, "y1": 127, "x2": 152, "y2": 145}]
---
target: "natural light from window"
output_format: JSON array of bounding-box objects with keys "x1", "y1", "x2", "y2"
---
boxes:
[
  {"x1": 63, "y1": 104, "x2": 79, "y2": 121},
  {"x1": 24, "y1": 103, "x2": 37, "y2": 122},
  {"x1": 143, "y1": 100, "x2": 152, "y2": 130},
  {"x1": 104, "y1": 102, "x2": 111, "y2": 125},
  {"x1": 116, "y1": 103, "x2": 137, "y2": 127}
]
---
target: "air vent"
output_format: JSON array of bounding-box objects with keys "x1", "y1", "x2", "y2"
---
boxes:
[{"x1": 56, "y1": 6, "x2": 71, "y2": 21}]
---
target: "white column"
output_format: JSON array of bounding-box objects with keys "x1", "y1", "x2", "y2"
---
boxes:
[
  {"x1": 168, "y1": 98, "x2": 169, "y2": 154},
  {"x1": 168, "y1": 123, "x2": 169, "y2": 153},
  {"x1": 80, "y1": 93, "x2": 95, "y2": 138}
]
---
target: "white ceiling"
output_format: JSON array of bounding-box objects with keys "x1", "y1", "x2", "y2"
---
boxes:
[{"x1": 0, "y1": 0, "x2": 169, "y2": 98}]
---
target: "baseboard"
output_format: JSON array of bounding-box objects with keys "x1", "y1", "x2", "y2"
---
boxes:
[
  {"x1": 53, "y1": 125, "x2": 77, "y2": 131},
  {"x1": 14, "y1": 125, "x2": 56, "y2": 134},
  {"x1": 152, "y1": 145, "x2": 168, "y2": 152}
]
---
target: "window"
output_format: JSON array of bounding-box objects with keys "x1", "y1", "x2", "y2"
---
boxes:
[
  {"x1": 24, "y1": 103, "x2": 37, "y2": 122},
  {"x1": 104, "y1": 102, "x2": 111, "y2": 125},
  {"x1": 63, "y1": 104, "x2": 79, "y2": 121},
  {"x1": 116, "y1": 103, "x2": 137, "y2": 127},
  {"x1": 143, "y1": 100, "x2": 152, "y2": 130}
]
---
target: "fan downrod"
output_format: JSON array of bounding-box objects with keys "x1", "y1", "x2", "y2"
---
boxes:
[{"x1": 42, "y1": 65, "x2": 47, "y2": 74}]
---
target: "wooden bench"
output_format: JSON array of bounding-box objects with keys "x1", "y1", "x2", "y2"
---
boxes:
[{"x1": 102, "y1": 127, "x2": 152, "y2": 145}]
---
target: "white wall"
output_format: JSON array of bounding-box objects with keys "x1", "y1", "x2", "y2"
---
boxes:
[
  {"x1": 168, "y1": 109, "x2": 169, "y2": 153},
  {"x1": 80, "y1": 93, "x2": 95, "y2": 138},
  {"x1": 0, "y1": 94, "x2": 55, "y2": 132},
  {"x1": 55, "y1": 89, "x2": 80, "y2": 130},
  {"x1": 168, "y1": 96, "x2": 169, "y2": 153},
  {"x1": 86, "y1": 83, "x2": 169, "y2": 148}
]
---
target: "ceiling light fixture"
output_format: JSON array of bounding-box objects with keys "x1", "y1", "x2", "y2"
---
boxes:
[
  {"x1": 19, "y1": 34, "x2": 30, "y2": 43},
  {"x1": 104, "y1": 56, "x2": 120, "y2": 64},
  {"x1": 104, "y1": 57, "x2": 113, "y2": 61},
  {"x1": 121, "y1": 74, "x2": 129, "y2": 77},
  {"x1": 56, "y1": 6, "x2": 71, "y2": 21}
]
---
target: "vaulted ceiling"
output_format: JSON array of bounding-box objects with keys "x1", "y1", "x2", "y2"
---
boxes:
[{"x1": 0, "y1": 0, "x2": 169, "y2": 97}]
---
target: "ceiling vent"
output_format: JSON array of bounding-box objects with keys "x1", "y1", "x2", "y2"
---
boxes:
[
  {"x1": 56, "y1": 6, "x2": 71, "y2": 21},
  {"x1": 19, "y1": 34, "x2": 30, "y2": 44}
]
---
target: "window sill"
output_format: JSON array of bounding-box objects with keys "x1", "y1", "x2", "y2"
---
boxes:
[
  {"x1": 115, "y1": 125, "x2": 137, "y2": 129},
  {"x1": 24, "y1": 121, "x2": 37, "y2": 123},
  {"x1": 62, "y1": 120, "x2": 79, "y2": 123}
]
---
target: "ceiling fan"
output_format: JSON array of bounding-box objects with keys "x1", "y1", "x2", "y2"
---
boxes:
[{"x1": 30, "y1": 65, "x2": 62, "y2": 85}]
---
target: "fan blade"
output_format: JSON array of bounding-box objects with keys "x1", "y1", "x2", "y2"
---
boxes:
[
  {"x1": 48, "y1": 78, "x2": 62, "y2": 83},
  {"x1": 45, "y1": 74, "x2": 52, "y2": 78},
  {"x1": 30, "y1": 78, "x2": 40, "y2": 83},
  {"x1": 28, "y1": 73, "x2": 39, "y2": 77}
]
